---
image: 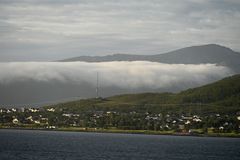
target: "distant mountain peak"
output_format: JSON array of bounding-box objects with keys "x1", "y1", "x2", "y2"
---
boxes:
[
  {"x1": 199, "y1": 43, "x2": 224, "y2": 47},
  {"x1": 170, "y1": 44, "x2": 234, "y2": 54},
  {"x1": 60, "y1": 44, "x2": 240, "y2": 73}
]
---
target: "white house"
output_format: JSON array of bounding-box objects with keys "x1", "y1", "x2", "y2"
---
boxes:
[
  {"x1": 34, "y1": 120, "x2": 40, "y2": 124},
  {"x1": 26, "y1": 116, "x2": 33, "y2": 122},
  {"x1": 237, "y1": 116, "x2": 240, "y2": 120},
  {"x1": 12, "y1": 118, "x2": 19, "y2": 124},
  {"x1": 47, "y1": 108, "x2": 55, "y2": 112}
]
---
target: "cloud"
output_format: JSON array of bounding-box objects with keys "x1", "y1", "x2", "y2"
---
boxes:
[
  {"x1": 0, "y1": 0, "x2": 240, "y2": 61},
  {"x1": 0, "y1": 61, "x2": 233, "y2": 89}
]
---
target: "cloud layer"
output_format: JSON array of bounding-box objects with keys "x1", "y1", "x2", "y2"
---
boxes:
[
  {"x1": 0, "y1": 0, "x2": 240, "y2": 61},
  {"x1": 0, "y1": 61, "x2": 233, "y2": 89}
]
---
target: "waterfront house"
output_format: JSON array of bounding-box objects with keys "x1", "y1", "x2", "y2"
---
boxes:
[
  {"x1": 40, "y1": 118, "x2": 48, "y2": 124},
  {"x1": 12, "y1": 118, "x2": 19, "y2": 124},
  {"x1": 237, "y1": 116, "x2": 240, "y2": 121},
  {"x1": 34, "y1": 120, "x2": 40, "y2": 124},
  {"x1": 178, "y1": 124, "x2": 185, "y2": 130}
]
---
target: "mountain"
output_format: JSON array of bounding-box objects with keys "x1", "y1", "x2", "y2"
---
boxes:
[
  {"x1": 48, "y1": 74, "x2": 240, "y2": 115},
  {"x1": 61, "y1": 44, "x2": 240, "y2": 73},
  {"x1": 0, "y1": 79, "x2": 193, "y2": 107},
  {"x1": 1, "y1": 44, "x2": 238, "y2": 107}
]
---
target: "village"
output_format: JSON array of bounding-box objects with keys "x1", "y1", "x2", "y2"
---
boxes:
[{"x1": 1, "y1": 106, "x2": 240, "y2": 135}]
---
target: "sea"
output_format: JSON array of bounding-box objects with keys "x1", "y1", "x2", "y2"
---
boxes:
[{"x1": 0, "y1": 129, "x2": 239, "y2": 160}]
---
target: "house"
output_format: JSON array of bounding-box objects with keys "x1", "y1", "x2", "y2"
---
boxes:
[
  {"x1": 29, "y1": 108, "x2": 39, "y2": 113},
  {"x1": 224, "y1": 122, "x2": 229, "y2": 126},
  {"x1": 11, "y1": 108, "x2": 17, "y2": 112},
  {"x1": 26, "y1": 116, "x2": 33, "y2": 122},
  {"x1": 20, "y1": 108, "x2": 25, "y2": 112},
  {"x1": 40, "y1": 118, "x2": 48, "y2": 124},
  {"x1": 34, "y1": 120, "x2": 40, "y2": 124},
  {"x1": 12, "y1": 118, "x2": 19, "y2": 124},
  {"x1": 62, "y1": 113, "x2": 80, "y2": 117},
  {"x1": 62, "y1": 113, "x2": 72, "y2": 117},
  {"x1": 166, "y1": 118, "x2": 172, "y2": 123},
  {"x1": 145, "y1": 115, "x2": 150, "y2": 120},
  {"x1": 185, "y1": 120, "x2": 191, "y2": 125},
  {"x1": 0, "y1": 108, "x2": 6, "y2": 113},
  {"x1": 219, "y1": 126, "x2": 224, "y2": 130},
  {"x1": 47, "y1": 108, "x2": 55, "y2": 112},
  {"x1": 179, "y1": 124, "x2": 185, "y2": 130},
  {"x1": 193, "y1": 118, "x2": 202, "y2": 122},
  {"x1": 165, "y1": 124, "x2": 170, "y2": 129},
  {"x1": 47, "y1": 126, "x2": 56, "y2": 129},
  {"x1": 237, "y1": 116, "x2": 240, "y2": 121}
]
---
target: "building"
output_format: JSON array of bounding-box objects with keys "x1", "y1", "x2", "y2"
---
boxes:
[{"x1": 12, "y1": 118, "x2": 19, "y2": 124}]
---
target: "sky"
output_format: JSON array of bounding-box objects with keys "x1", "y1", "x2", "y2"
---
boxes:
[{"x1": 0, "y1": 0, "x2": 240, "y2": 61}]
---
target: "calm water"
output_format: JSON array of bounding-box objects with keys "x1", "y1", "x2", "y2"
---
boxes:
[{"x1": 0, "y1": 129, "x2": 239, "y2": 160}]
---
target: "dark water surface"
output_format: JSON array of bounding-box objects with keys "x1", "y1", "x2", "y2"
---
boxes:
[{"x1": 0, "y1": 129, "x2": 239, "y2": 160}]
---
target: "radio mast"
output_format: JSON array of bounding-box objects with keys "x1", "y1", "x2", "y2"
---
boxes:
[{"x1": 96, "y1": 72, "x2": 99, "y2": 98}]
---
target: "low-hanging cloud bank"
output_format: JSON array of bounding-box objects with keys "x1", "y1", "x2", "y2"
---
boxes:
[{"x1": 0, "y1": 61, "x2": 233, "y2": 89}]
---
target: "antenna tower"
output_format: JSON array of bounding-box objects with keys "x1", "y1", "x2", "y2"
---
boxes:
[{"x1": 96, "y1": 72, "x2": 99, "y2": 98}]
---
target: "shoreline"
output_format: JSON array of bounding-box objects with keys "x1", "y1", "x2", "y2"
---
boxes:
[{"x1": 1, "y1": 126, "x2": 240, "y2": 138}]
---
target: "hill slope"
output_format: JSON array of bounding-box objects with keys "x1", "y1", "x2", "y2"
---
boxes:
[
  {"x1": 48, "y1": 74, "x2": 240, "y2": 115},
  {"x1": 61, "y1": 44, "x2": 240, "y2": 73}
]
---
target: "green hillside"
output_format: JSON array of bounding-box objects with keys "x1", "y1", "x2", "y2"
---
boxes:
[{"x1": 47, "y1": 74, "x2": 240, "y2": 115}]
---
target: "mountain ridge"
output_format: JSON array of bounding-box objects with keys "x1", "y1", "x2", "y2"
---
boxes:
[
  {"x1": 60, "y1": 44, "x2": 240, "y2": 73},
  {"x1": 48, "y1": 74, "x2": 240, "y2": 115}
]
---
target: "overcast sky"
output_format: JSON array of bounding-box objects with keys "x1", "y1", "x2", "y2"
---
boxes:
[{"x1": 0, "y1": 0, "x2": 240, "y2": 61}]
